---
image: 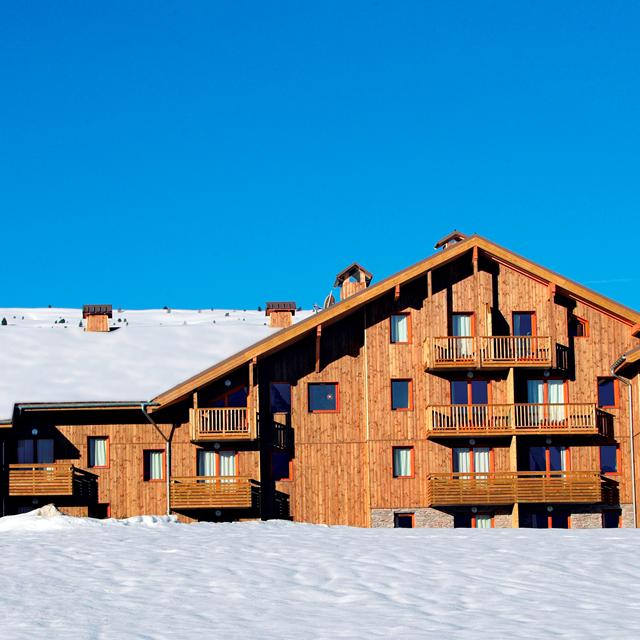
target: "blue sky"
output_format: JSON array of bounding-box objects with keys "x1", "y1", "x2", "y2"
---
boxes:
[{"x1": 0, "y1": 1, "x2": 638, "y2": 310}]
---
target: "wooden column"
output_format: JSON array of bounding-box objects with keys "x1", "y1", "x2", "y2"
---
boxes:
[
  {"x1": 248, "y1": 357, "x2": 257, "y2": 438},
  {"x1": 510, "y1": 435, "x2": 519, "y2": 528},
  {"x1": 548, "y1": 282, "x2": 557, "y2": 368},
  {"x1": 315, "y1": 326, "x2": 322, "y2": 373},
  {"x1": 473, "y1": 247, "x2": 482, "y2": 336}
]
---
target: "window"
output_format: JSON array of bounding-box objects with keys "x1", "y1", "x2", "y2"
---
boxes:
[
  {"x1": 17, "y1": 438, "x2": 54, "y2": 464},
  {"x1": 597, "y1": 378, "x2": 618, "y2": 408},
  {"x1": 513, "y1": 312, "x2": 535, "y2": 336},
  {"x1": 392, "y1": 447, "x2": 414, "y2": 478},
  {"x1": 527, "y1": 445, "x2": 568, "y2": 473},
  {"x1": 143, "y1": 450, "x2": 164, "y2": 481},
  {"x1": 197, "y1": 450, "x2": 237, "y2": 478},
  {"x1": 603, "y1": 510, "x2": 621, "y2": 528},
  {"x1": 453, "y1": 447, "x2": 492, "y2": 476},
  {"x1": 452, "y1": 313, "x2": 474, "y2": 337},
  {"x1": 527, "y1": 379, "x2": 567, "y2": 422},
  {"x1": 212, "y1": 386, "x2": 247, "y2": 408},
  {"x1": 600, "y1": 445, "x2": 619, "y2": 474},
  {"x1": 394, "y1": 513, "x2": 414, "y2": 528},
  {"x1": 88, "y1": 437, "x2": 109, "y2": 468},
  {"x1": 568, "y1": 315, "x2": 588, "y2": 338},
  {"x1": 391, "y1": 379, "x2": 413, "y2": 411},
  {"x1": 524, "y1": 508, "x2": 570, "y2": 529},
  {"x1": 453, "y1": 512, "x2": 494, "y2": 528},
  {"x1": 270, "y1": 383, "x2": 291, "y2": 413},
  {"x1": 308, "y1": 383, "x2": 339, "y2": 413},
  {"x1": 450, "y1": 380, "x2": 489, "y2": 426},
  {"x1": 390, "y1": 314, "x2": 410, "y2": 343},
  {"x1": 272, "y1": 451, "x2": 293, "y2": 481}
]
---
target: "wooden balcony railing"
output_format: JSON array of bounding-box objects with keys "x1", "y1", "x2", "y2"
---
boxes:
[
  {"x1": 426, "y1": 403, "x2": 610, "y2": 437},
  {"x1": 424, "y1": 336, "x2": 553, "y2": 369},
  {"x1": 427, "y1": 471, "x2": 616, "y2": 506},
  {"x1": 169, "y1": 476, "x2": 259, "y2": 510},
  {"x1": 189, "y1": 408, "x2": 255, "y2": 441},
  {"x1": 8, "y1": 463, "x2": 97, "y2": 498}
]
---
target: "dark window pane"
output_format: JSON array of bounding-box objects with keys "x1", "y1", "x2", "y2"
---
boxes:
[
  {"x1": 309, "y1": 383, "x2": 338, "y2": 412},
  {"x1": 272, "y1": 452, "x2": 291, "y2": 481},
  {"x1": 454, "y1": 512, "x2": 472, "y2": 528},
  {"x1": 394, "y1": 513, "x2": 414, "y2": 528},
  {"x1": 514, "y1": 313, "x2": 533, "y2": 336},
  {"x1": 530, "y1": 512, "x2": 549, "y2": 528},
  {"x1": 603, "y1": 510, "x2": 621, "y2": 528},
  {"x1": 270, "y1": 383, "x2": 291, "y2": 413},
  {"x1": 451, "y1": 381, "x2": 469, "y2": 405},
  {"x1": 528, "y1": 447, "x2": 547, "y2": 471},
  {"x1": 36, "y1": 439, "x2": 54, "y2": 463},
  {"x1": 471, "y1": 381, "x2": 488, "y2": 404},
  {"x1": 600, "y1": 445, "x2": 618, "y2": 473},
  {"x1": 227, "y1": 388, "x2": 247, "y2": 408},
  {"x1": 598, "y1": 379, "x2": 616, "y2": 407},
  {"x1": 568, "y1": 317, "x2": 586, "y2": 337},
  {"x1": 551, "y1": 511, "x2": 569, "y2": 529},
  {"x1": 391, "y1": 380, "x2": 411, "y2": 410},
  {"x1": 549, "y1": 446, "x2": 565, "y2": 471}
]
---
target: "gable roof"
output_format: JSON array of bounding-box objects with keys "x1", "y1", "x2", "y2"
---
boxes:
[
  {"x1": 152, "y1": 234, "x2": 640, "y2": 410},
  {"x1": 333, "y1": 263, "x2": 374, "y2": 287}
]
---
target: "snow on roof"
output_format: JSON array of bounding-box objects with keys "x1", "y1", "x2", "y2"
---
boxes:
[{"x1": 0, "y1": 307, "x2": 311, "y2": 421}]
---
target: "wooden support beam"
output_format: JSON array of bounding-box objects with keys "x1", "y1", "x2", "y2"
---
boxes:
[
  {"x1": 394, "y1": 284, "x2": 400, "y2": 302},
  {"x1": 427, "y1": 270, "x2": 432, "y2": 298},
  {"x1": 248, "y1": 360, "x2": 254, "y2": 435},
  {"x1": 548, "y1": 282, "x2": 557, "y2": 368},
  {"x1": 315, "y1": 325, "x2": 322, "y2": 373},
  {"x1": 193, "y1": 391, "x2": 198, "y2": 410},
  {"x1": 473, "y1": 246, "x2": 482, "y2": 335}
]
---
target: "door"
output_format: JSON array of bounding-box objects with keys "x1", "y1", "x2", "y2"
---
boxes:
[
  {"x1": 197, "y1": 450, "x2": 216, "y2": 482},
  {"x1": 513, "y1": 312, "x2": 535, "y2": 359},
  {"x1": 527, "y1": 380, "x2": 566, "y2": 424},
  {"x1": 17, "y1": 438, "x2": 54, "y2": 464},
  {"x1": 451, "y1": 380, "x2": 489, "y2": 428},
  {"x1": 453, "y1": 447, "x2": 491, "y2": 478},
  {"x1": 452, "y1": 313, "x2": 474, "y2": 358},
  {"x1": 528, "y1": 445, "x2": 567, "y2": 475},
  {"x1": 218, "y1": 451, "x2": 237, "y2": 484}
]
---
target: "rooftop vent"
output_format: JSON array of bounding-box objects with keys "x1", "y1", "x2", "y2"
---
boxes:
[
  {"x1": 333, "y1": 263, "x2": 373, "y2": 300},
  {"x1": 82, "y1": 304, "x2": 112, "y2": 332},
  {"x1": 265, "y1": 301, "x2": 296, "y2": 328},
  {"x1": 434, "y1": 230, "x2": 467, "y2": 250}
]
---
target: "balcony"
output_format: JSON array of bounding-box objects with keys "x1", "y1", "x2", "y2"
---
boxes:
[
  {"x1": 189, "y1": 408, "x2": 256, "y2": 442},
  {"x1": 426, "y1": 403, "x2": 612, "y2": 438},
  {"x1": 427, "y1": 471, "x2": 616, "y2": 506},
  {"x1": 424, "y1": 336, "x2": 553, "y2": 370},
  {"x1": 169, "y1": 476, "x2": 260, "y2": 510},
  {"x1": 8, "y1": 463, "x2": 97, "y2": 498}
]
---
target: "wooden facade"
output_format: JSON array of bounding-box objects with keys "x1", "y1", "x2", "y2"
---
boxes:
[{"x1": 2, "y1": 235, "x2": 639, "y2": 529}]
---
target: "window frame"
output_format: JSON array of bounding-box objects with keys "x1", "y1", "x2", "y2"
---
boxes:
[
  {"x1": 450, "y1": 378, "x2": 492, "y2": 406},
  {"x1": 451, "y1": 311, "x2": 476, "y2": 337},
  {"x1": 390, "y1": 312, "x2": 412, "y2": 344},
  {"x1": 391, "y1": 379, "x2": 414, "y2": 412},
  {"x1": 599, "y1": 444, "x2": 620, "y2": 476},
  {"x1": 195, "y1": 449, "x2": 238, "y2": 477},
  {"x1": 143, "y1": 449, "x2": 166, "y2": 482},
  {"x1": 597, "y1": 377, "x2": 619, "y2": 409},
  {"x1": 212, "y1": 385, "x2": 248, "y2": 408},
  {"x1": 307, "y1": 382, "x2": 340, "y2": 414},
  {"x1": 526, "y1": 444, "x2": 571, "y2": 474},
  {"x1": 602, "y1": 509, "x2": 622, "y2": 528},
  {"x1": 392, "y1": 446, "x2": 415, "y2": 479},
  {"x1": 452, "y1": 446, "x2": 495, "y2": 473},
  {"x1": 87, "y1": 436, "x2": 110, "y2": 469},
  {"x1": 393, "y1": 512, "x2": 415, "y2": 528},
  {"x1": 269, "y1": 382, "x2": 292, "y2": 414},
  {"x1": 472, "y1": 513, "x2": 495, "y2": 529},
  {"x1": 568, "y1": 315, "x2": 589, "y2": 338}
]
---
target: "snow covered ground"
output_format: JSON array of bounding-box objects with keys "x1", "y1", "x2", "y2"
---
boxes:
[
  {"x1": 0, "y1": 509, "x2": 639, "y2": 639},
  {"x1": 0, "y1": 307, "x2": 312, "y2": 420}
]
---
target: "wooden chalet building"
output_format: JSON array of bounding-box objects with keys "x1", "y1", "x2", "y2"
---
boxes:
[{"x1": 2, "y1": 232, "x2": 640, "y2": 529}]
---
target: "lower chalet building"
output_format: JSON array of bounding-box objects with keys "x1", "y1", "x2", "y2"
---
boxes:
[{"x1": 1, "y1": 233, "x2": 639, "y2": 529}]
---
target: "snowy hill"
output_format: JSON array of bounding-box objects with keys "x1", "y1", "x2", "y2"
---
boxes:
[
  {"x1": 0, "y1": 307, "x2": 312, "y2": 421},
  {"x1": 0, "y1": 507, "x2": 638, "y2": 639}
]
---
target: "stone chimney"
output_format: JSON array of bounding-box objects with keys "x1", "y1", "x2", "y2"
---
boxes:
[
  {"x1": 265, "y1": 301, "x2": 296, "y2": 328},
  {"x1": 434, "y1": 230, "x2": 467, "y2": 251},
  {"x1": 83, "y1": 304, "x2": 112, "y2": 332},
  {"x1": 334, "y1": 263, "x2": 373, "y2": 301}
]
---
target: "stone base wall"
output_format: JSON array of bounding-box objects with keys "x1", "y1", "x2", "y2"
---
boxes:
[
  {"x1": 621, "y1": 504, "x2": 634, "y2": 528},
  {"x1": 493, "y1": 513, "x2": 512, "y2": 528},
  {"x1": 570, "y1": 512, "x2": 602, "y2": 529},
  {"x1": 371, "y1": 508, "x2": 453, "y2": 528}
]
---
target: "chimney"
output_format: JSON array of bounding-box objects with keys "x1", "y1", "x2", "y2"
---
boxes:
[
  {"x1": 334, "y1": 263, "x2": 373, "y2": 301},
  {"x1": 434, "y1": 230, "x2": 467, "y2": 251},
  {"x1": 265, "y1": 301, "x2": 296, "y2": 328},
  {"x1": 83, "y1": 304, "x2": 112, "y2": 332}
]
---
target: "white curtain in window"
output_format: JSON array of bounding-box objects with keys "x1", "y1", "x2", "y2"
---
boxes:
[
  {"x1": 475, "y1": 514, "x2": 492, "y2": 529},
  {"x1": 560, "y1": 446, "x2": 567, "y2": 472},
  {"x1": 548, "y1": 381, "x2": 566, "y2": 422},
  {"x1": 527, "y1": 380, "x2": 545, "y2": 424},
  {"x1": 393, "y1": 448, "x2": 412, "y2": 476},
  {"x1": 197, "y1": 450, "x2": 216, "y2": 477},
  {"x1": 17, "y1": 439, "x2": 34, "y2": 464},
  {"x1": 90, "y1": 438, "x2": 107, "y2": 467},
  {"x1": 474, "y1": 448, "x2": 490, "y2": 478},
  {"x1": 452, "y1": 315, "x2": 472, "y2": 357},
  {"x1": 149, "y1": 451, "x2": 163, "y2": 480},
  {"x1": 219, "y1": 451, "x2": 236, "y2": 483},
  {"x1": 391, "y1": 315, "x2": 408, "y2": 343},
  {"x1": 454, "y1": 448, "x2": 471, "y2": 476}
]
